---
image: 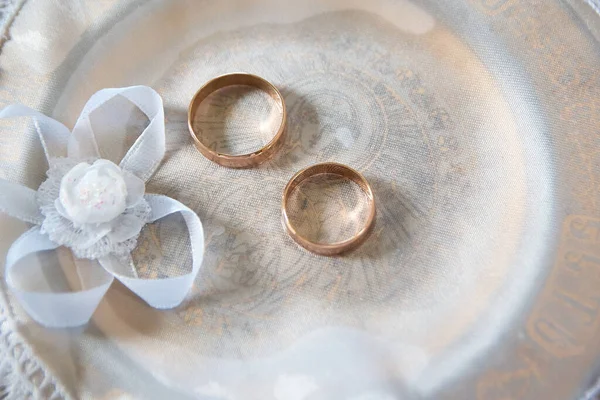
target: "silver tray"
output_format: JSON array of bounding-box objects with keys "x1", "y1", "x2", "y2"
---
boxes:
[{"x1": 0, "y1": 1, "x2": 599, "y2": 399}]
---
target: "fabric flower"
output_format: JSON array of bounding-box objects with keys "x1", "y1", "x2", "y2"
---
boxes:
[
  {"x1": 58, "y1": 160, "x2": 133, "y2": 224},
  {"x1": 0, "y1": 86, "x2": 205, "y2": 328},
  {"x1": 38, "y1": 158, "x2": 150, "y2": 259}
]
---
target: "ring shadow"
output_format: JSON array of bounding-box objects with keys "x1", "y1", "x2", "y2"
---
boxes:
[
  {"x1": 343, "y1": 174, "x2": 427, "y2": 262},
  {"x1": 256, "y1": 87, "x2": 321, "y2": 170},
  {"x1": 162, "y1": 89, "x2": 431, "y2": 308},
  {"x1": 162, "y1": 85, "x2": 322, "y2": 171},
  {"x1": 110, "y1": 90, "x2": 430, "y2": 337},
  {"x1": 163, "y1": 106, "x2": 194, "y2": 161},
  {"x1": 87, "y1": 175, "x2": 429, "y2": 343}
]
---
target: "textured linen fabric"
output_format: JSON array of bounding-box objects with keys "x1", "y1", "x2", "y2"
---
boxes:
[{"x1": 0, "y1": 1, "x2": 599, "y2": 399}]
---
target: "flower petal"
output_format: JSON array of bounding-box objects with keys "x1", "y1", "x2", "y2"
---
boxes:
[
  {"x1": 59, "y1": 160, "x2": 128, "y2": 224},
  {"x1": 91, "y1": 159, "x2": 122, "y2": 173},
  {"x1": 78, "y1": 223, "x2": 112, "y2": 249},
  {"x1": 108, "y1": 213, "x2": 145, "y2": 243},
  {"x1": 123, "y1": 170, "x2": 145, "y2": 207},
  {"x1": 64, "y1": 161, "x2": 92, "y2": 179},
  {"x1": 54, "y1": 198, "x2": 70, "y2": 219}
]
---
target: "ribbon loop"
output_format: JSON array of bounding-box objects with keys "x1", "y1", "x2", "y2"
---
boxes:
[
  {"x1": 0, "y1": 179, "x2": 43, "y2": 224},
  {"x1": 6, "y1": 228, "x2": 114, "y2": 327},
  {"x1": 0, "y1": 104, "x2": 71, "y2": 161},
  {"x1": 69, "y1": 86, "x2": 165, "y2": 181},
  {"x1": 2, "y1": 86, "x2": 203, "y2": 328},
  {"x1": 117, "y1": 87, "x2": 166, "y2": 180},
  {"x1": 99, "y1": 194, "x2": 204, "y2": 309}
]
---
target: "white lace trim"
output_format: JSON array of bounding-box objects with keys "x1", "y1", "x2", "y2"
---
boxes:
[
  {"x1": 0, "y1": 285, "x2": 71, "y2": 399},
  {"x1": 0, "y1": 0, "x2": 26, "y2": 46},
  {"x1": 0, "y1": 2, "x2": 69, "y2": 396},
  {"x1": 0, "y1": 1, "x2": 70, "y2": 396}
]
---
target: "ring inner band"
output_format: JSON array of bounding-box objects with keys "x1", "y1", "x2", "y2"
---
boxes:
[
  {"x1": 282, "y1": 163, "x2": 376, "y2": 256},
  {"x1": 188, "y1": 73, "x2": 286, "y2": 168}
]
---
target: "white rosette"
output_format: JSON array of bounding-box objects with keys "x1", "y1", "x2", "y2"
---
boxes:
[{"x1": 0, "y1": 86, "x2": 204, "y2": 327}]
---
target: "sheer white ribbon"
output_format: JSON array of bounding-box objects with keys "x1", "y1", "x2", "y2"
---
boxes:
[{"x1": 0, "y1": 86, "x2": 204, "y2": 328}]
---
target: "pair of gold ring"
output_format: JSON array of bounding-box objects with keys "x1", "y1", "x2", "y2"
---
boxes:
[{"x1": 187, "y1": 73, "x2": 375, "y2": 256}]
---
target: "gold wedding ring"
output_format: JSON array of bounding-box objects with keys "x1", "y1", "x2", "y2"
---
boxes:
[
  {"x1": 282, "y1": 163, "x2": 376, "y2": 256},
  {"x1": 188, "y1": 73, "x2": 286, "y2": 168}
]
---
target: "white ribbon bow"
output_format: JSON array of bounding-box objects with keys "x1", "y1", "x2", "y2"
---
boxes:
[{"x1": 0, "y1": 86, "x2": 204, "y2": 328}]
